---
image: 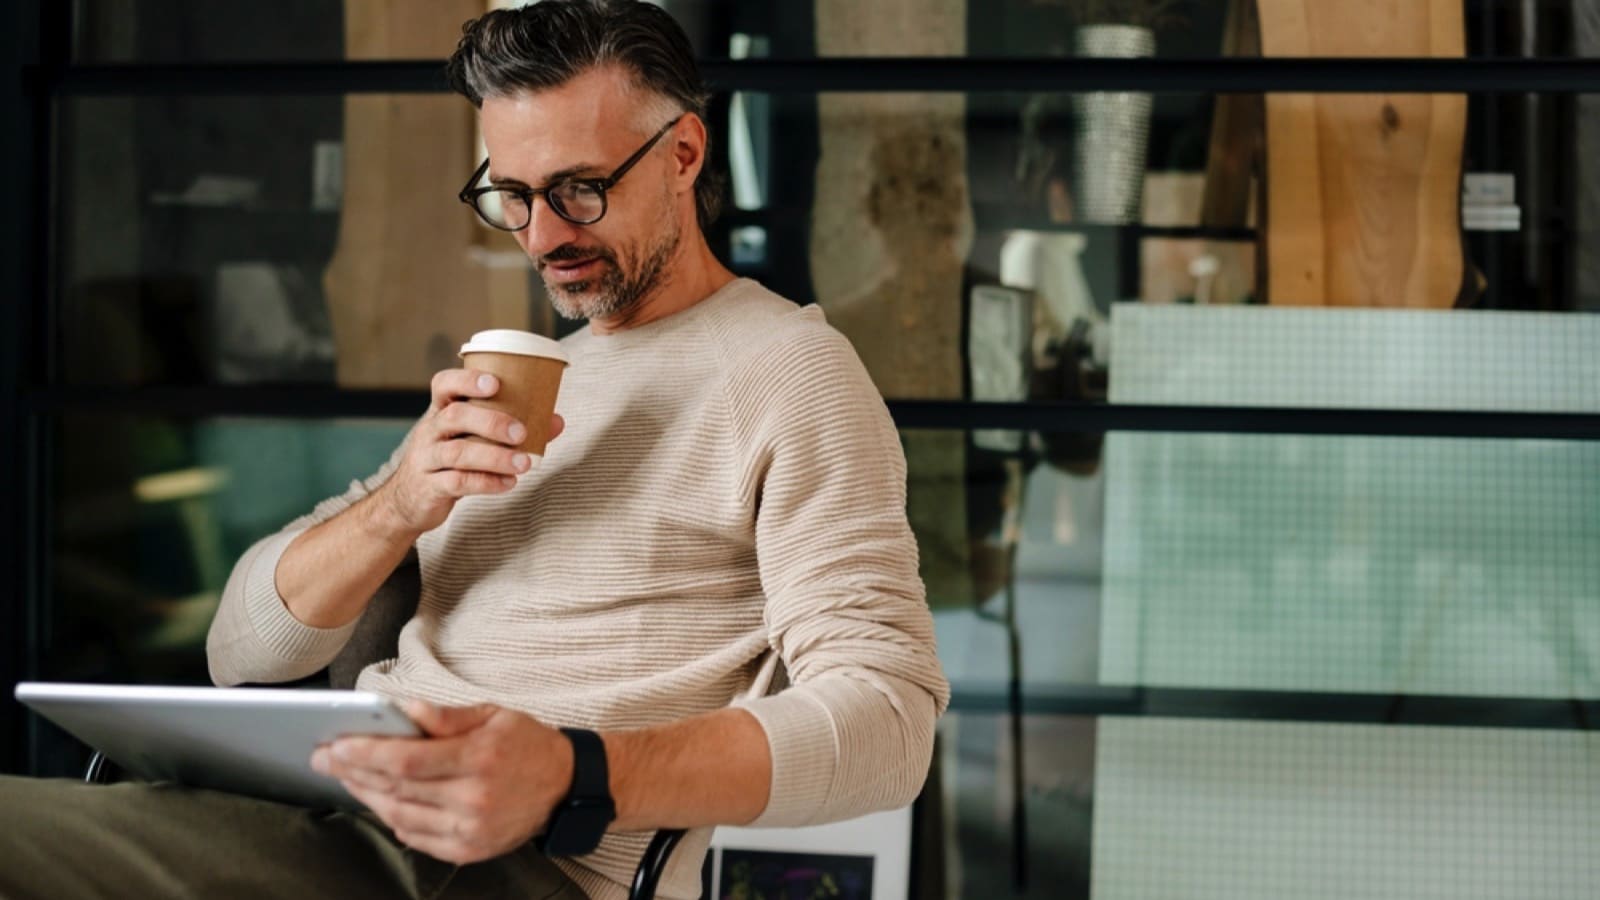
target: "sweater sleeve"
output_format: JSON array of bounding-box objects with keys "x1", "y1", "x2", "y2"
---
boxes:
[
  {"x1": 728, "y1": 322, "x2": 951, "y2": 827},
  {"x1": 206, "y1": 431, "x2": 413, "y2": 686}
]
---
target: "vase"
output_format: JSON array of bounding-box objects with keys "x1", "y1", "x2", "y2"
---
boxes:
[{"x1": 1072, "y1": 24, "x2": 1156, "y2": 224}]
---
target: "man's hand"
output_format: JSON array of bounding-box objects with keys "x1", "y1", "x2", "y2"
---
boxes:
[
  {"x1": 311, "y1": 701, "x2": 575, "y2": 864},
  {"x1": 376, "y1": 369, "x2": 566, "y2": 536}
]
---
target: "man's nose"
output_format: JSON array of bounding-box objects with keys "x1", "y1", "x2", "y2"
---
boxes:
[{"x1": 520, "y1": 196, "x2": 582, "y2": 259}]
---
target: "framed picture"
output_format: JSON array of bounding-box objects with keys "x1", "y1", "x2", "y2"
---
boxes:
[{"x1": 705, "y1": 806, "x2": 912, "y2": 900}]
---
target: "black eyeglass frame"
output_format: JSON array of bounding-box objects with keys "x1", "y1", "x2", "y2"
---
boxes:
[{"x1": 458, "y1": 115, "x2": 684, "y2": 231}]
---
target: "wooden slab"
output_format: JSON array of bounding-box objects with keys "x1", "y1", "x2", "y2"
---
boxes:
[
  {"x1": 1257, "y1": 0, "x2": 1466, "y2": 308},
  {"x1": 324, "y1": 0, "x2": 532, "y2": 387}
]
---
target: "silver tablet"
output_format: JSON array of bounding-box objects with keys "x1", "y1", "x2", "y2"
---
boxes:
[{"x1": 15, "y1": 681, "x2": 420, "y2": 809}]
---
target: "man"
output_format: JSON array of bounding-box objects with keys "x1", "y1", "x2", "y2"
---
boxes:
[{"x1": 0, "y1": 2, "x2": 947, "y2": 898}]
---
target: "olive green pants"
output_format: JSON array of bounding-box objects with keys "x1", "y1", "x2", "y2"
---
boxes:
[{"x1": 0, "y1": 775, "x2": 581, "y2": 900}]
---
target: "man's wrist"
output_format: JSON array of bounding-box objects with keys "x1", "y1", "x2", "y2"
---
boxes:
[
  {"x1": 360, "y1": 484, "x2": 422, "y2": 545},
  {"x1": 541, "y1": 726, "x2": 577, "y2": 819}
]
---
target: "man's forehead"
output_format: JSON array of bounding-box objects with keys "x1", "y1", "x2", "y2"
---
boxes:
[{"x1": 479, "y1": 68, "x2": 650, "y2": 180}]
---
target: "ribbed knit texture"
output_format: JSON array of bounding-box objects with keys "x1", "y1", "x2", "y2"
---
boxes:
[{"x1": 207, "y1": 279, "x2": 950, "y2": 899}]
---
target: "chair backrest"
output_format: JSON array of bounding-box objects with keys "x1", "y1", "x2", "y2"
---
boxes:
[{"x1": 328, "y1": 556, "x2": 421, "y2": 689}]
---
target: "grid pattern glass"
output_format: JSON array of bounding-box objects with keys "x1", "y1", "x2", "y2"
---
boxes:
[
  {"x1": 1109, "y1": 305, "x2": 1600, "y2": 412},
  {"x1": 1099, "y1": 306, "x2": 1600, "y2": 698},
  {"x1": 1093, "y1": 717, "x2": 1600, "y2": 900}
]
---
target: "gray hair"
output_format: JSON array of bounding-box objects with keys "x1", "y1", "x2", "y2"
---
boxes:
[{"x1": 446, "y1": 0, "x2": 723, "y2": 228}]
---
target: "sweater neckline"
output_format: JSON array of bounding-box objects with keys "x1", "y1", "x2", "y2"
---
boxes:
[{"x1": 567, "y1": 277, "x2": 755, "y2": 353}]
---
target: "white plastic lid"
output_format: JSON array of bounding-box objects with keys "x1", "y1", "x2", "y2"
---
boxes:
[{"x1": 458, "y1": 329, "x2": 569, "y2": 364}]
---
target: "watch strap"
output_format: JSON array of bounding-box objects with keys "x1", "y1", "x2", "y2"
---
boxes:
[
  {"x1": 560, "y1": 727, "x2": 610, "y2": 803},
  {"x1": 540, "y1": 727, "x2": 616, "y2": 857}
]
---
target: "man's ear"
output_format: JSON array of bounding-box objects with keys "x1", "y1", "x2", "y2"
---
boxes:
[{"x1": 671, "y1": 112, "x2": 708, "y2": 190}]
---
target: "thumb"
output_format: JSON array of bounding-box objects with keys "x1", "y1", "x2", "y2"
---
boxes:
[{"x1": 406, "y1": 700, "x2": 496, "y2": 738}]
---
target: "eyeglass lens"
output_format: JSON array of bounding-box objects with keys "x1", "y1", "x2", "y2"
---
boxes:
[{"x1": 476, "y1": 182, "x2": 605, "y2": 230}]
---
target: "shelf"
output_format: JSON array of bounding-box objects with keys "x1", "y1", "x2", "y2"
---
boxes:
[
  {"x1": 29, "y1": 57, "x2": 1600, "y2": 97},
  {"x1": 28, "y1": 387, "x2": 1600, "y2": 440},
  {"x1": 970, "y1": 207, "x2": 1257, "y2": 241}
]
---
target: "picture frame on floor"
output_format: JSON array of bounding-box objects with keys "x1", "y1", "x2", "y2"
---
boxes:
[{"x1": 704, "y1": 806, "x2": 912, "y2": 900}]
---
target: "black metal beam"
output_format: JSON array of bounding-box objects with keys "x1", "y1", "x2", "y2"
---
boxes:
[
  {"x1": 32, "y1": 386, "x2": 430, "y2": 420},
  {"x1": 6, "y1": 0, "x2": 67, "y2": 778},
  {"x1": 37, "y1": 60, "x2": 453, "y2": 95},
  {"x1": 29, "y1": 57, "x2": 1600, "y2": 97},
  {"x1": 889, "y1": 401, "x2": 1600, "y2": 439},
  {"x1": 0, "y1": 0, "x2": 33, "y2": 776},
  {"x1": 948, "y1": 683, "x2": 1599, "y2": 731},
  {"x1": 27, "y1": 387, "x2": 1600, "y2": 440}
]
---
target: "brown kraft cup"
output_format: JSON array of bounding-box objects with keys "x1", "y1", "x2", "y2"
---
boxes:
[{"x1": 458, "y1": 329, "x2": 570, "y2": 468}]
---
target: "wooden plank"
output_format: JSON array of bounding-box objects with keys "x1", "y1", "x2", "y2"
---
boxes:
[
  {"x1": 324, "y1": 0, "x2": 532, "y2": 387},
  {"x1": 1257, "y1": 0, "x2": 1465, "y2": 308}
]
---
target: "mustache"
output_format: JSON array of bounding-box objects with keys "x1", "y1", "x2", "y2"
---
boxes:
[{"x1": 539, "y1": 244, "x2": 615, "y2": 267}]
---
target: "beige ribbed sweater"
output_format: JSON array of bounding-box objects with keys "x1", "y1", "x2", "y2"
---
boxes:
[{"x1": 205, "y1": 279, "x2": 950, "y2": 900}]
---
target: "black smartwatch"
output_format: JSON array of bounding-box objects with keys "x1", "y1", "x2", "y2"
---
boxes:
[{"x1": 540, "y1": 727, "x2": 616, "y2": 856}]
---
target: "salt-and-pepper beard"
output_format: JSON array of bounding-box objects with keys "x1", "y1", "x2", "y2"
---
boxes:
[{"x1": 543, "y1": 205, "x2": 682, "y2": 323}]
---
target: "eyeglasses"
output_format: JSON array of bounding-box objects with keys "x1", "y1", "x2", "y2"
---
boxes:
[{"x1": 458, "y1": 116, "x2": 682, "y2": 231}]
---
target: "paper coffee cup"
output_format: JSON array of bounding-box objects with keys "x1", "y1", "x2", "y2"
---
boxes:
[{"x1": 459, "y1": 329, "x2": 569, "y2": 468}]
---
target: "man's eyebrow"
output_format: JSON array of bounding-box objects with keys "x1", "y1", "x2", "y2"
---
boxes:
[{"x1": 488, "y1": 163, "x2": 604, "y2": 189}]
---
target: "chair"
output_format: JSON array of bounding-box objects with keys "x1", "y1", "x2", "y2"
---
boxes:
[{"x1": 83, "y1": 557, "x2": 688, "y2": 900}]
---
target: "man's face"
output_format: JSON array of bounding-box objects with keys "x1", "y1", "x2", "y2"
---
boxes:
[{"x1": 480, "y1": 68, "x2": 682, "y2": 322}]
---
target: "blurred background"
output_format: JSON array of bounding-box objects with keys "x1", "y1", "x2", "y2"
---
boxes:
[{"x1": 2, "y1": 1, "x2": 1598, "y2": 898}]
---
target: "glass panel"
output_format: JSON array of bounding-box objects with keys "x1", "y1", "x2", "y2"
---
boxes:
[
  {"x1": 933, "y1": 709, "x2": 1599, "y2": 899},
  {"x1": 58, "y1": 94, "x2": 548, "y2": 389},
  {"x1": 56, "y1": 89, "x2": 1600, "y2": 404},
  {"x1": 1099, "y1": 432, "x2": 1600, "y2": 697},
  {"x1": 1084, "y1": 717, "x2": 1598, "y2": 899},
  {"x1": 46, "y1": 415, "x2": 410, "y2": 688},
  {"x1": 68, "y1": 0, "x2": 1600, "y2": 62},
  {"x1": 912, "y1": 429, "x2": 1600, "y2": 701}
]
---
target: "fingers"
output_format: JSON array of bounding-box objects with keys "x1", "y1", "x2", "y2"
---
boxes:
[
  {"x1": 343, "y1": 780, "x2": 452, "y2": 838},
  {"x1": 391, "y1": 827, "x2": 487, "y2": 866},
  {"x1": 427, "y1": 370, "x2": 564, "y2": 454},
  {"x1": 430, "y1": 369, "x2": 501, "y2": 411},
  {"x1": 327, "y1": 757, "x2": 499, "y2": 865},
  {"x1": 314, "y1": 741, "x2": 477, "y2": 808},
  {"x1": 435, "y1": 401, "x2": 527, "y2": 447},
  {"x1": 439, "y1": 470, "x2": 518, "y2": 499},
  {"x1": 407, "y1": 701, "x2": 497, "y2": 739},
  {"x1": 332, "y1": 763, "x2": 458, "y2": 809},
  {"x1": 427, "y1": 439, "x2": 532, "y2": 478},
  {"x1": 322, "y1": 735, "x2": 467, "y2": 781},
  {"x1": 324, "y1": 757, "x2": 402, "y2": 797}
]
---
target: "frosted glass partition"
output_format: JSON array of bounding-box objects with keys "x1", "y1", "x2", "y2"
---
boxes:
[
  {"x1": 1108, "y1": 305, "x2": 1600, "y2": 412},
  {"x1": 1093, "y1": 718, "x2": 1600, "y2": 900},
  {"x1": 1099, "y1": 306, "x2": 1600, "y2": 698}
]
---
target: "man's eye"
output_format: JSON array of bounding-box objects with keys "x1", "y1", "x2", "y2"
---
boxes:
[{"x1": 554, "y1": 182, "x2": 599, "y2": 200}]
